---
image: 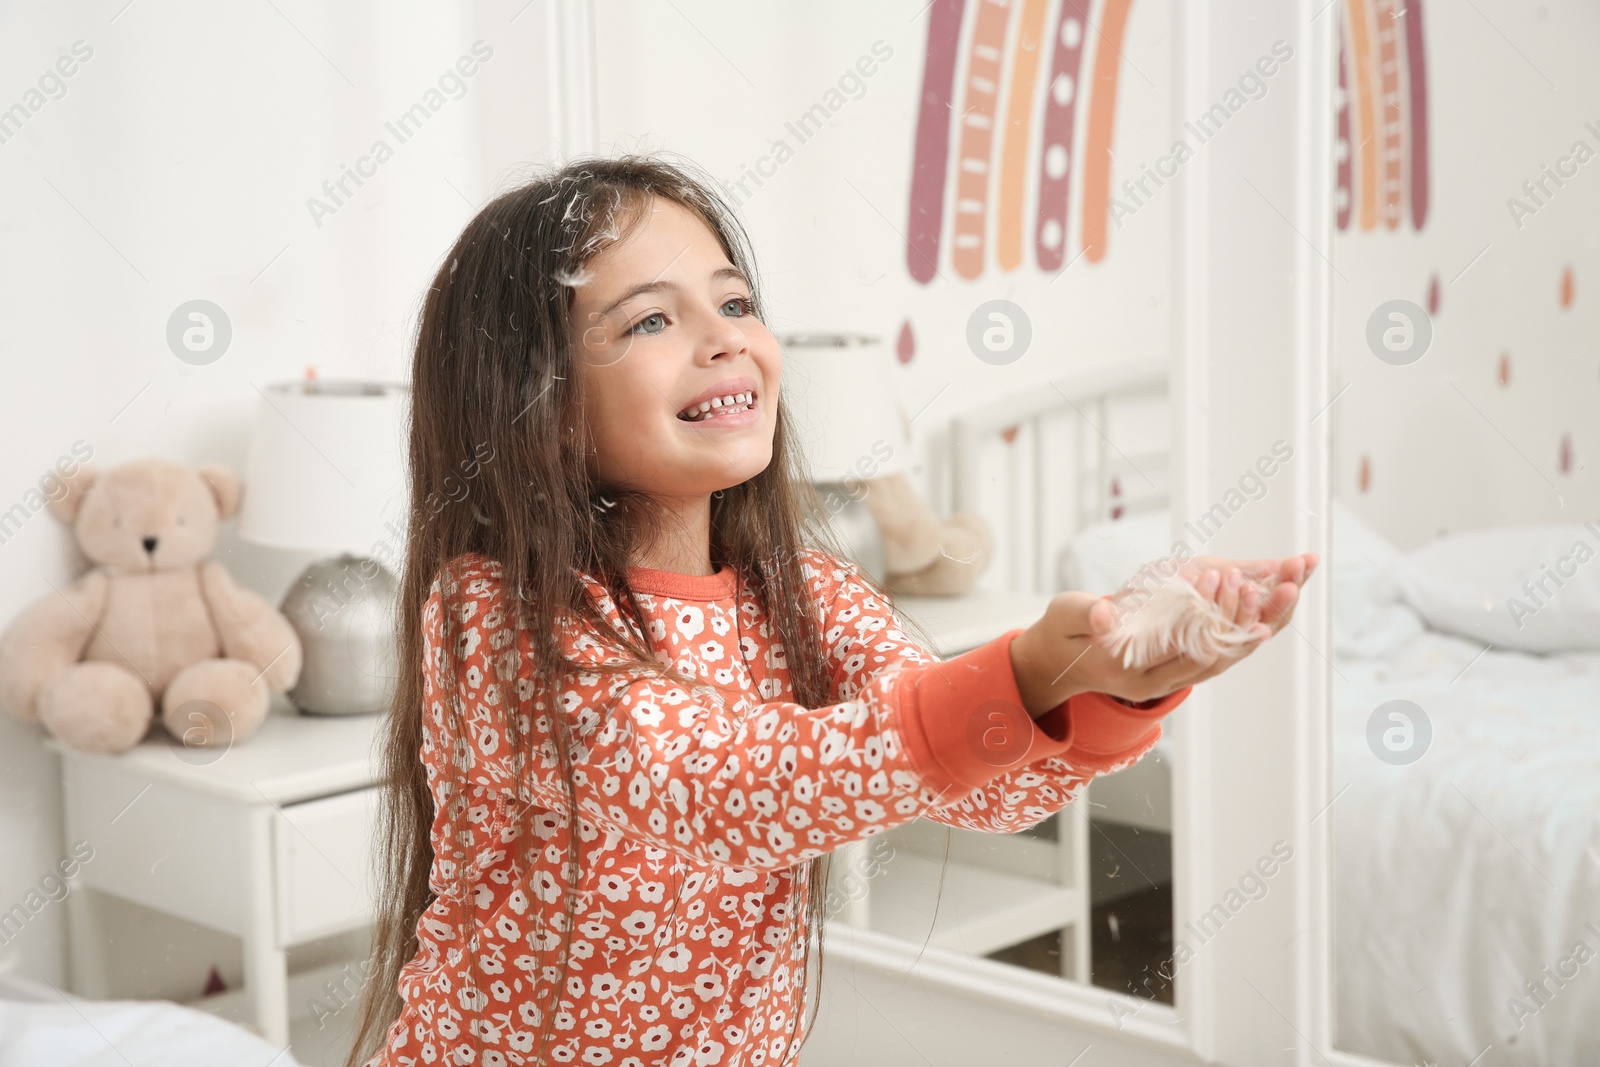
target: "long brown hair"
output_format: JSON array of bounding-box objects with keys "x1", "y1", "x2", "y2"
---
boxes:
[{"x1": 344, "y1": 154, "x2": 880, "y2": 1066}]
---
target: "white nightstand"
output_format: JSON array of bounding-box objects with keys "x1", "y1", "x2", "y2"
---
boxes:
[
  {"x1": 50, "y1": 697, "x2": 381, "y2": 1046},
  {"x1": 826, "y1": 588, "x2": 1096, "y2": 983}
]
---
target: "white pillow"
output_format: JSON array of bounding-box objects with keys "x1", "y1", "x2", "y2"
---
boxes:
[
  {"x1": 1330, "y1": 497, "x2": 1399, "y2": 572},
  {"x1": 1394, "y1": 523, "x2": 1600, "y2": 653},
  {"x1": 1330, "y1": 499, "x2": 1425, "y2": 657}
]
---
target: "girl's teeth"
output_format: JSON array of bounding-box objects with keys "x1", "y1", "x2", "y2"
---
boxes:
[{"x1": 682, "y1": 392, "x2": 754, "y2": 420}]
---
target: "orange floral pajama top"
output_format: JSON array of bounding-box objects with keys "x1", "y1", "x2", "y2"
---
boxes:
[{"x1": 365, "y1": 549, "x2": 1189, "y2": 1067}]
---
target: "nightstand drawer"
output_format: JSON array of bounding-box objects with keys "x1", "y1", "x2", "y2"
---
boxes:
[{"x1": 274, "y1": 787, "x2": 379, "y2": 944}]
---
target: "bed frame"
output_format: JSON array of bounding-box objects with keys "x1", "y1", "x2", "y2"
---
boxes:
[{"x1": 948, "y1": 357, "x2": 1172, "y2": 595}]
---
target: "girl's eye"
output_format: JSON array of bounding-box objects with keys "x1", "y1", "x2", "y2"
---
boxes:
[
  {"x1": 631, "y1": 313, "x2": 667, "y2": 336},
  {"x1": 721, "y1": 297, "x2": 752, "y2": 317}
]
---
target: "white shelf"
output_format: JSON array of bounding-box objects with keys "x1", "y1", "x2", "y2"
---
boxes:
[
  {"x1": 863, "y1": 848, "x2": 1082, "y2": 958},
  {"x1": 893, "y1": 590, "x2": 1054, "y2": 657}
]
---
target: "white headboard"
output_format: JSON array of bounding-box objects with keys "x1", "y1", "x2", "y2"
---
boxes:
[{"x1": 949, "y1": 359, "x2": 1172, "y2": 596}]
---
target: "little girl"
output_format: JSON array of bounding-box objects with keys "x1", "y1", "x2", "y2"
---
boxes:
[{"x1": 346, "y1": 155, "x2": 1314, "y2": 1067}]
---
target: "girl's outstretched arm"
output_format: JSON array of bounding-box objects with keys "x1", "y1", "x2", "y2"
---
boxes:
[
  {"x1": 420, "y1": 556, "x2": 1128, "y2": 873},
  {"x1": 810, "y1": 551, "x2": 1189, "y2": 835}
]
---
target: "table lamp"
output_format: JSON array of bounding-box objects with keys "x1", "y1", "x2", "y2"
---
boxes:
[
  {"x1": 778, "y1": 334, "x2": 909, "y2": 584},
  {"x1": 237, "y1": 378, "x2": 410, "y2": 716}
]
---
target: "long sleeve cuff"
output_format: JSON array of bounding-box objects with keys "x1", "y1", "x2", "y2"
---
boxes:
[{"x1": 891, "y1": 628, "x2": 1191, "y2": 794}]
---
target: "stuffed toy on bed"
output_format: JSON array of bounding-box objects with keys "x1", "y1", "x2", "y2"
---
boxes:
[{"x1": 0, "y1": 458, "x2": 302, "y2": 755}]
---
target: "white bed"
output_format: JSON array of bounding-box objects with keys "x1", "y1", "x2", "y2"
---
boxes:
[
  {"x1": 1057, "y1": 501, "x2": 1600, "y2": 1066},
  {"x1": 1324, "y1": 507, "x2": 1600, "y2": 1067},
  {"x1": 0, "y1": 965, "x2": 304, "y2": 1067}
]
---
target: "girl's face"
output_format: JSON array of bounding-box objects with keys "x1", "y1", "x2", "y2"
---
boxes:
[{"x1": 570, "y1": 195, "x2": 781, "y2": 500}]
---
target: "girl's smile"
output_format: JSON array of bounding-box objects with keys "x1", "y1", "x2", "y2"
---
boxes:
[{"x1": 674, "y1": 376, "x2": 759, "y2": 426}]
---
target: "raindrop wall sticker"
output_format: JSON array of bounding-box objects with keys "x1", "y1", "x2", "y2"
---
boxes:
[
  {"x1": 1560, "y1": 433, "x2": 1573, "y2": 475},
  {"x1": 1426, "y1": 272, "x2": 1440, "y2": 315},
  {"x1": 1498, "y1": 351, "x2": 1511, "y2": 387},
  {"x1": 1000, "y1": 424, "x2": 1020, "y2": 444},
  {"x1": 896, "y1": 319, "x2": 916, "y2": 364},
  {"x1": 1336, "y1": 0, "x2": 1430, "y2": 233},
  {"x1": 1359, "y1": 454, "x2": 1372, "y2": 493},
  {"x1": 1561, "y1": 264, "x2": 1574, "y2": 308}
]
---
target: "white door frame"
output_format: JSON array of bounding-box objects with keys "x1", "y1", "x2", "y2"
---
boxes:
[
  {"x1": 545, "y1": 0, "x2": 598, "y2": 159},
  {"x1": 1171, "y1": 1, "x2": 1395, "y2": 1065}
]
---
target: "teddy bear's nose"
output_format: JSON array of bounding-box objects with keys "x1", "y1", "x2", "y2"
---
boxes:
[{"x1": 142, "y1": 536, "x2": 158, "y2": 554}]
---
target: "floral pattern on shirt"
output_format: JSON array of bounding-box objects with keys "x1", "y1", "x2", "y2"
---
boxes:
[{"x1": 365, "y1": 549, "x2": 1172, "y2": 1067}]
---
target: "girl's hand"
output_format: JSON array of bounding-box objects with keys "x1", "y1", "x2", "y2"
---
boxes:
[{"x1": 1008, "y1": 552, "x2": 1318, "y2": 716}]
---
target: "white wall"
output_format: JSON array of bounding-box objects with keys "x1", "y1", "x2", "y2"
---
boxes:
[
  {"x1": 1331, "y1": 0, "x2": 1600, "y2": 548},
  {"x1": 0, "y1": 0, "x2": 557, "y2": 997}
]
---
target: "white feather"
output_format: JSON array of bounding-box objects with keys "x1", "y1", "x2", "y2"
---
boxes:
[{"x1": 1099, "y1": 573, "x2": 1275, "y2": 669}]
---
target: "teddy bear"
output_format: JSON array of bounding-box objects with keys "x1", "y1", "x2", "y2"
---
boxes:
[
  {"x1": 0, "y1": 458, "x2": 303, "y2": 755},
  {"x1": 858, "y1": 471, "x2": 994, "y2": 596}
]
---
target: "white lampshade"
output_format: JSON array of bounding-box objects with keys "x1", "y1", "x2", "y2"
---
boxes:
[
  {"x1": 238, "y1": 379, "x2": 410, "y2": 554},
  {"x1": 779, "y1": 334, "x2": 908, "y2": 482}
]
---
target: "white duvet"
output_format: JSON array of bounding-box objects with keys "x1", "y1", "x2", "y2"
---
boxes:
[
  {"x1": 0, "y1": 987, "x2": 305, "y2": 1067},
  {"x1": 1330, "y1": 533, "x2": 1600, "y2": 1066}
]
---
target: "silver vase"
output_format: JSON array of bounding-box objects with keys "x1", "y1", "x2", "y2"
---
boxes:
[{"x1": 279, "y1": 554, "x2": 400, "y2": 716}]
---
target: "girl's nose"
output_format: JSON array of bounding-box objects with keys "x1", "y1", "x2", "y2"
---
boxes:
[{"x1": 697, "y1": 308, "x2": 748, "y2": 361}]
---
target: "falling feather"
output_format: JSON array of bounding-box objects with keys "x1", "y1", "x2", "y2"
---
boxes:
[{"x1": 1100, "y1": 573, "x2": 1277, "y2": 669}]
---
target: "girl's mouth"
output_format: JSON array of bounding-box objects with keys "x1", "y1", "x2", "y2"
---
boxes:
[{"x1": 676, "y1": 390, "x2": 757, "y2": 424}]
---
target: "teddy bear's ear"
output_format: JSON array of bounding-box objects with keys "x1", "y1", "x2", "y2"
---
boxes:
[
  {"x1": 48, "y1": 466, "x2": 99, "y2": 525},
  {"x1": 197, "y1": 464, "x2": 244, "y2": 520}
]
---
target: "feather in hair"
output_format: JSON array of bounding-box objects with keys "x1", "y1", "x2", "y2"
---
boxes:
[{"x1": 1099, "y1": 572, "x2": 1277, "y2": 669}]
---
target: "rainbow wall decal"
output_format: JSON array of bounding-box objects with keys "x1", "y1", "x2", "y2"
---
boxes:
[
  {"x1": 907, "y1": 0, "x2": 1135, "y2": 283},
  {"x1": 1337, "y1": 0, "x2": 1431, "y2": 232}
]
